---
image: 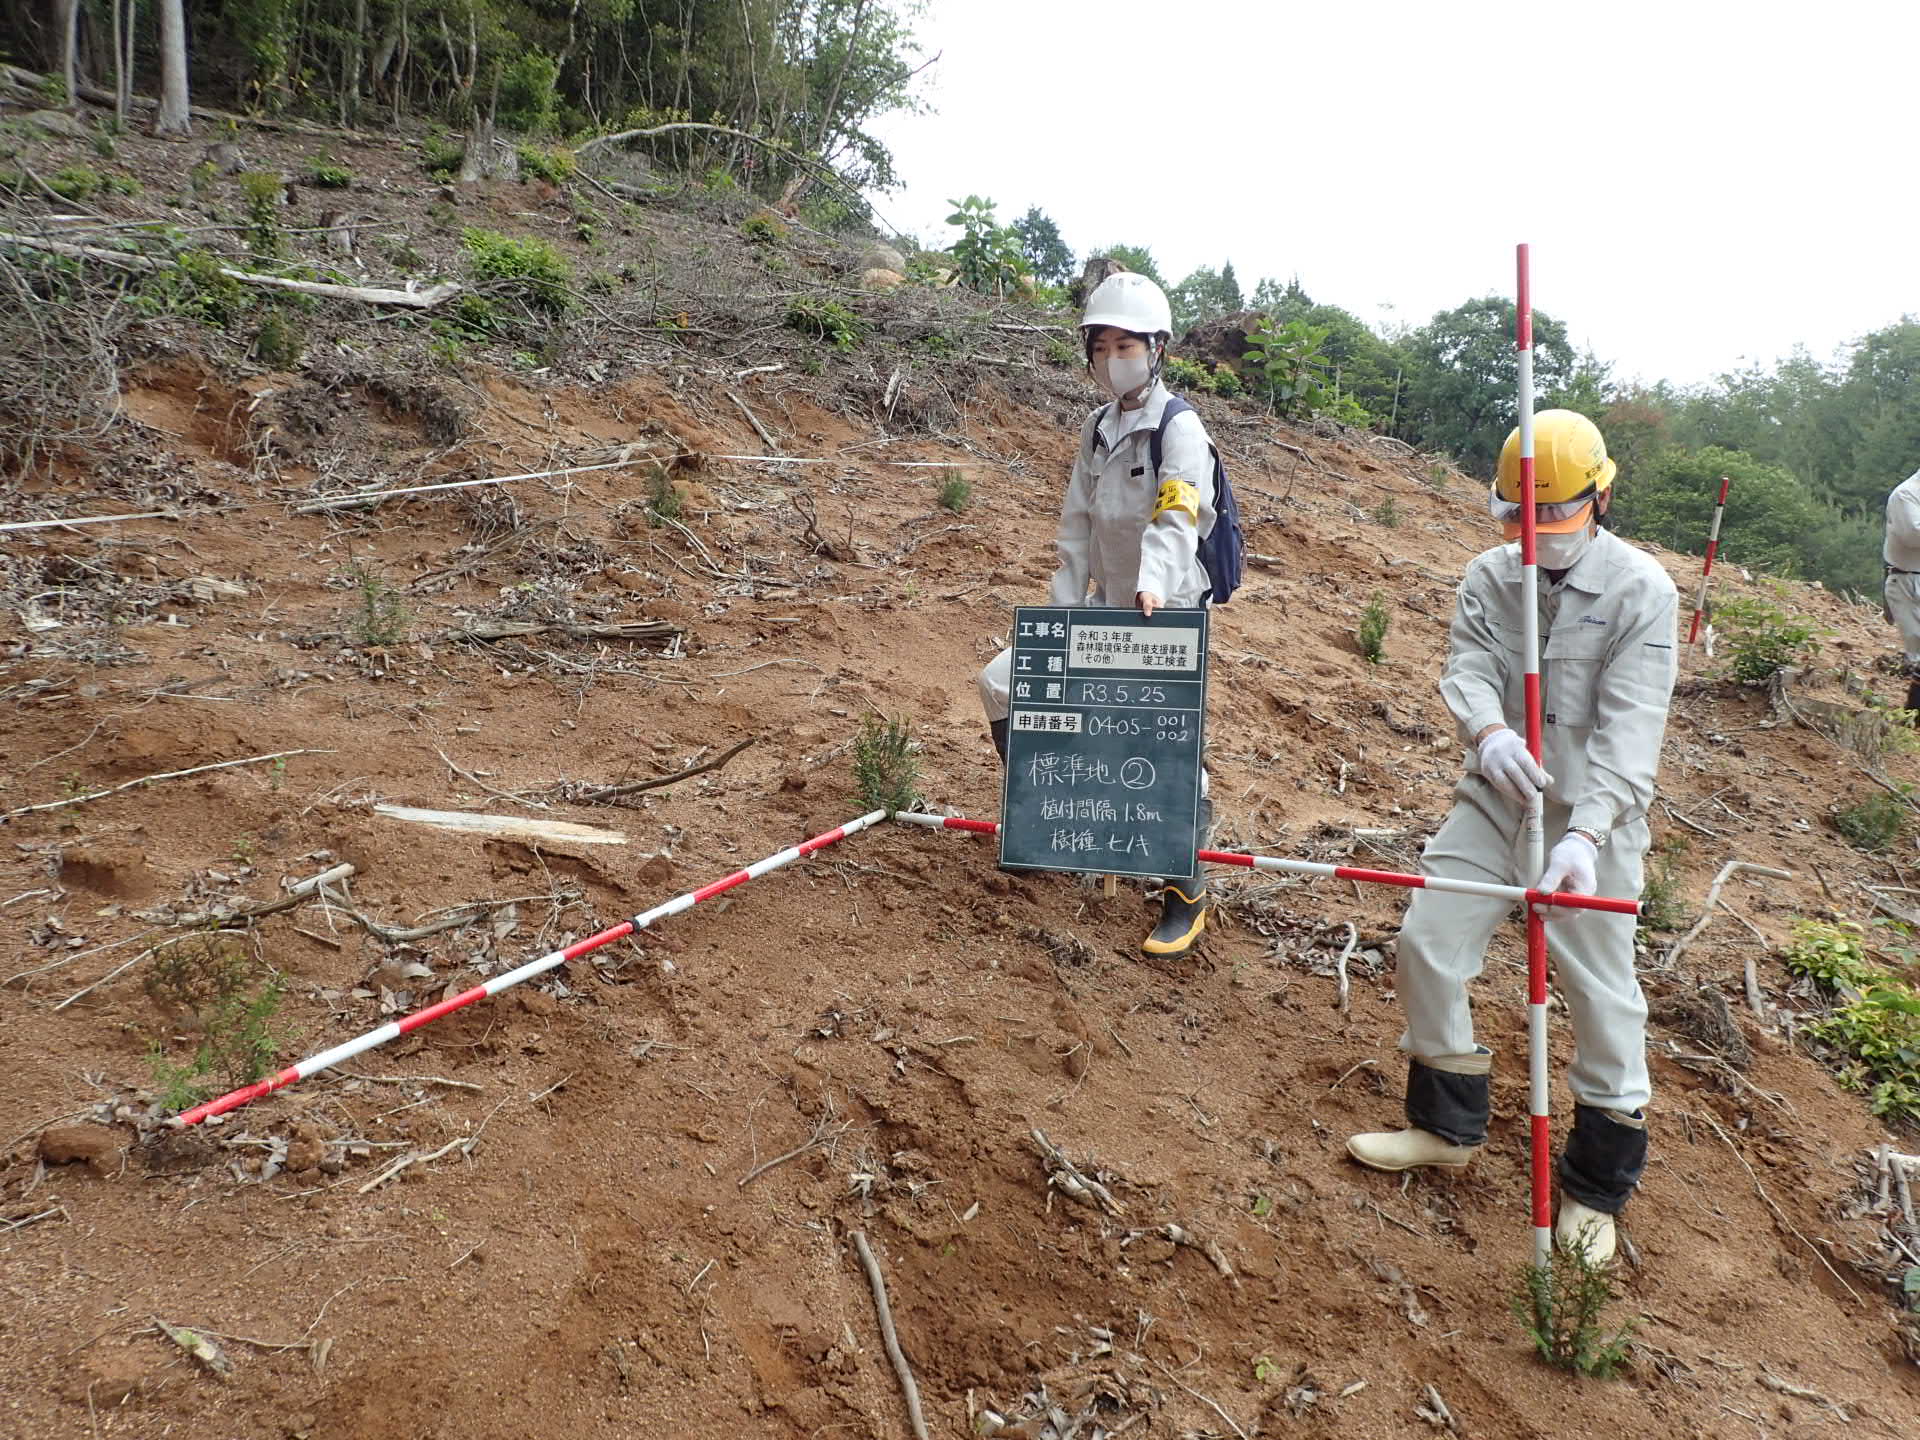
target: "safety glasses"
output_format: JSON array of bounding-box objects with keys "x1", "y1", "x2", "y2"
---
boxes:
[{"x1": 1487, "y1": 487, "x2": 1596, "y2": 526}]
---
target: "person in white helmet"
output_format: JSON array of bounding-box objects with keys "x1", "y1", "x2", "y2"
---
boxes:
[
  {"x1": 1882, "y1": 465, "x2": 1920, "y2": 715},
  {"x1": 976, "y1": 270, "x2": 1220, "y2": 956},
  {"x1": 1345, "y1": 409, "x2": 1677, "y2": 1266}
]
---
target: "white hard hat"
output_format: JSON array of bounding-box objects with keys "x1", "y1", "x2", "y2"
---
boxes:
[{"x1": 1081, "y1": 272, "x2": 1172, "y2": 338}]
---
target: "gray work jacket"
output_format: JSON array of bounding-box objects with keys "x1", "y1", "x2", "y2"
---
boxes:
[{"x1": 1440, "y1": 528, "x2": 1678, "y2": 837}]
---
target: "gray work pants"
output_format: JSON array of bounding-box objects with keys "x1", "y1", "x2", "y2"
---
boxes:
[
  {"x1": 1395, "y1": 775, "x2": 1651, "y2": 1114},
  {"x1": 1885, "y1": 572, "x2": 1920, "y2": 668}
]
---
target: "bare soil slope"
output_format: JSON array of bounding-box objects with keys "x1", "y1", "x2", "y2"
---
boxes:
[{"x1": 2, "y1": 120, "x2": 1918, "y2": 1440}]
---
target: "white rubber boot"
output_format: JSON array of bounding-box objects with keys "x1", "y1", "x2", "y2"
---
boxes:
[
  {"x1": 1555, "y1": 1197, "x2": 1617, "y2": 1265},
  {"x1": 1345, "y1": 1128, "x2": 1478, "y2": 1172}
]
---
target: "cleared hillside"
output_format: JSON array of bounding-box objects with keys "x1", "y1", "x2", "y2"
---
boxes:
[{"x1": 2, "y1": 114, "x2": 1918, "y2": 1439}]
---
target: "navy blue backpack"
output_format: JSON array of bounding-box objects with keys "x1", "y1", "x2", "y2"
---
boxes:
[{"x1": 1091, "y1": 395, "x2": 1245, "y2": 604}]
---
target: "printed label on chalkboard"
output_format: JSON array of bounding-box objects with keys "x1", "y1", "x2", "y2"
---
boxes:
[{"x1": 1000, "y1": 606, "x2": 1208, "y2": 878}]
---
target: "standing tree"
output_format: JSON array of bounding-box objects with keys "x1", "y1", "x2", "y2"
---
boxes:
[
  {"x1": 1399, "y1": 297, "x2": 1575, "y2": 476},
  {"x1": 155, "y1": 0, "x2": 191, "y2": 136},
  {"x1": 1012, "y1": 206, "x2": 1074, "y2": 287}
]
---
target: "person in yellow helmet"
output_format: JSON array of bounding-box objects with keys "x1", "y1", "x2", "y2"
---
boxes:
[{"x1": 1346, "y1": 410, "x2": 1678, "y2": 1266}]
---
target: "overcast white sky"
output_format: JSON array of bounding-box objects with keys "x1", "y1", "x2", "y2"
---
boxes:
[{"x1": 868, "y1": 0, "x2": 1917, "y2": 388}]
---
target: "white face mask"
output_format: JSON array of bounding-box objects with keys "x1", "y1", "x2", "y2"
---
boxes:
[
  {"x1": 1098, "y1": 351, "x2": 1152, "y2": 400},
  {"x1": 1535, "y1": 527, "x2": 1594, "y2": 571}
]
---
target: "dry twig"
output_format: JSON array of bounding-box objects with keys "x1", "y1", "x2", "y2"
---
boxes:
[
  {"x1": 3, "y1": 750, "x2": 328, "y2": 822},
  {"x1": 850, "y1": 1230, "x2": 930, "y2": 1440}
]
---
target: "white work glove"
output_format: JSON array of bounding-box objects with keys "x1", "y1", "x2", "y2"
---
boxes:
[
  {"x1": 1477, "y1": 727, "x2": 1550, "y2": 805},
  {"x1": 1534, "y1": 832, "x2": 1598, "y2": 918}
]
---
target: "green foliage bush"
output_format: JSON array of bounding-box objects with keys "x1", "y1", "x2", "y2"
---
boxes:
[
  {"x1": 254, "y1": 308, "x2": 305, "y2": 368},
  {"x1": 1372, "y1": 497, "x2": 1400, "y2": 528},
  {"x1": 1163, "y1": 356, "x2": 1215, "y2": 394},
  {"x1": 1511, "y1": 1247, "x2": 1635, "y2": 1378},
  {"x1": 786, "y1": 296, "x2": 863, "y2": 350},
  {"x1": 461, "y1": 228, "x2": 575, "y2": 315},
  {"x1": 422, "y1": 135, "x2": 464, "y2": 179},
  {"x1": 239, "y1": 171, "x2": 284, "y2": 256},
  {"x1": 1636, "y1": 834, "x2": 1690, "y2": 933},
  {"x1": 48, "y1": 164, "x2": 103, "y2": 201},
  {"x1": 1834, "y1": 791, "x2": 1908, "y2": 853},
  {"x1": 944, "y1": 195, "x2": 1028, "y2": 295},
  {"x1": 499, "y1": 53, "x2": 561, "y2": 133},
  {"x1": 141, "y1": 250, "x2": 251, "y2": 328},
  {"x1": 1785, "y1": 918, "x2": 1920, "y2": 1124},
  {"x1": 1357, "y1": 593, "x2": 1390, "y2": 664},
  {"x1": 306, "y1": 153, "x2": 352, "y2": 188},
  {"x1": 517, "y1": 145, "x2": 576, "y2": 184},
  {"x1": 1244, "y1": 315, "x2": 1335, "y2": 419},
  {"x1": 938, "y1": 472, "x2": 971, "y2": 513},
  {"x1": 740, "y1": 211, "x2": 787, "y2": 245},
  {"x1": 143, "y1": 932, "x2": 285, "y2": 1109},
  {"x1": 853, "y1": 715, "x2": 919, "y2": 814},
  {"x1": 1713, "y1": 594, "x2": 1820, "y2": 682},
  {"x1": 345, "y1": 562, "x2": 408, "y2": 646},
  {"x1": 1785, "y1": 919, "x2": 1878, "y2": 990}
]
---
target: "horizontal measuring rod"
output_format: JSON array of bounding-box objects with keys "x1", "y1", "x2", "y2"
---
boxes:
[
  {"x1": 172, "y1": 809, "x2": 889, "y2": 1126},
  {"x1": 892, "y1": 812, "x2": 1639, "y2": 916}
]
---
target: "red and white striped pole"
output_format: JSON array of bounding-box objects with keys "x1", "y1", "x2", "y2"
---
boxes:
[
  {"x1": 1687, "y1": 474, "x2": 1732, "y2": 645},
  {"x1": 1515, "y1": 245, "x2": 1552, "y2": 1267},
  {"x1": 171, "y1": 810, "x2": 889, "y2": 1126},
  {"x1": 890, "y1": 814, "x2": 1639, "y2": 916}
]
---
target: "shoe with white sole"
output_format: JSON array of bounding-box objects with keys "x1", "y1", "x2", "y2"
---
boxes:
[
  {"x1": 1346, "y1": 1127, "x2": 1479, "y2": 1172},
  {"x1": 1555, "y1": 1197, "x2": 1617, "y2": 1265}
]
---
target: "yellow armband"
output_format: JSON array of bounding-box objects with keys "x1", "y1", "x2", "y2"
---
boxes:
[{"x1": 1152, "y1": 478, "x2": 1200, "y2": 523}]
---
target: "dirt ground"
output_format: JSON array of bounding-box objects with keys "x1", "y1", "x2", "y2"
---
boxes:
[{"x1": 3, "y1": 120, "x2": 1919, "y2": 1440}]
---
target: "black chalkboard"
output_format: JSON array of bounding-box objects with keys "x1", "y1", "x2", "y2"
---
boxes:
[{"x1": 999, "y1": 606, "x2": 1208, "y2": 878}]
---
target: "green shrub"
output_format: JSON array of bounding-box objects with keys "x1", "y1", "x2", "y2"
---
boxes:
[
  {"x1": 1834, "y1": 791, "x2": 1908, "y2": 853},
  {"x1": 1209, "y1": 364, "x2": 1245, "y2": 398},
  {"x1": 92, "y1": 133, "x2": 116, "y2": 159},
  {"x1": 345, "y1": 563, "x2": 408, "y2": 646},
  {"x1": 853, "y1": 715, "x2": 919, "y2": 814},
  {"x1": 1357, "y1": 592, "x2": 1390, "y2": 664},
  {"x1": 1044, "y1": 336, "x2": 1078, "y2": 369},
  {"x1": 238, "y1": 171, "x2": 284, "y2": 256},
  {"x1": 189, "y1": 159, "x2": 219, "y2": 194},
  {"x1": 1637, "y1": 834, "x2": 1690, "y2": 933},
  {"x1": 499, "y1": 53, "x2": 561, "y2": 133},
  {"x1": 702, "y1": 164, "x2": 738, "y2": 193},
  {"x1": 1243, "y1": 314, "x2": 1332, "y2": 419},
  {"x1": 422, "y1": 135, "x2": 464, "y2": 179},
  {"x1": 140, "y1": 249, "x2": 251, "y2": 327},
  {"x1": 306, "y1": 153, "x2": 352, "y2": 188},
  {"x1": 1372, "y1": 497, "x2": 1400, "y2": 528},
  {"x1": 517, "y1": 145, "x2": 576, "y2": 184},
  {"x1": 47, "y1": 164, "x2": 103, "y2": 201},
  {"x1": 786, "y1": 296, "x2": 863, "y2": 350},
  {"x1": 461, "y1": 227, "x2": 575, "y2": 315},
  {"x1": 1809, "y1": 986, "x2": 1920, "y2": 1124},
  {"x1": 938, "y1": 472, "x2": 971, "y2": 513},
  {"x1": 1511, "y1": 1247, "x2": 1636, "y2": 1378},
  {"x1": 1714, "y1": 594, "x2": 1820, "y2": 683},
  {"x1": 1785, "y1": 919, "x2": 1879, "y2": 990},
  {"x1": 741, "y1": 211, "x2": 787, "y2": 245},
  {"x1": 1164, "y1": 355, "x2": 1216, "y2": 394},
  {"x1": 646, "y1": 464, "x2": 683, "y2": 526},
  {"x1": 944, "y1": 194, "x2": 1028, "y2": 294},
  {"x1": 143, "y1": 932, "x2": 285, "y2": 1109},
  {"x1": 253, "y1": 308, "x2": 305, "y2": 368}
]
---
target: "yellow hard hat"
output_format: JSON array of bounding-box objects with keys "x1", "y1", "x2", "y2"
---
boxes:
[{"x1": 1494, "y1": 410, "x2": 1616, "y2": 529}]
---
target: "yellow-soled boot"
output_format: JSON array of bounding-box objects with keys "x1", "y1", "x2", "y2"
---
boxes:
[{"x1": 1142, "y1": 880, "x2": 1207, "y2": 956}]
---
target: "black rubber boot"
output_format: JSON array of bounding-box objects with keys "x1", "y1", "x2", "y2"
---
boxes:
[
  {"x1": 1404, "y1": 1052, "x2": 1491, "y2": 1148},
  {"x1": 1557, "y1": 1104, "x2": 1648, "y2": 1214},
  {"x1": 1143, "y1": 797, "x2": 1211, "y2": 956},
  {"x1": 989, "y1": 717, "x2": 1009, "y2": 764},
  {"x1": 1904, "y1": 676, "x2": 1920, "y2": 718}
]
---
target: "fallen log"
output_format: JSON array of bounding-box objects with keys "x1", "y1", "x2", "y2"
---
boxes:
[{"x1": 0, "y1": 232, "x2": 459, "y2": 309}]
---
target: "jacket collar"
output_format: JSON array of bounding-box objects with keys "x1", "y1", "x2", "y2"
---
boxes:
[{"x1": 1097, "y1": 381, "x2": 1171, "y2": 448}]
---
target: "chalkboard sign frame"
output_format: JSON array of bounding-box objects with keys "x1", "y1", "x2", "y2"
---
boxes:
[{"x1": 998, "y1": 605, "x2": 1209, "y2": 878}]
